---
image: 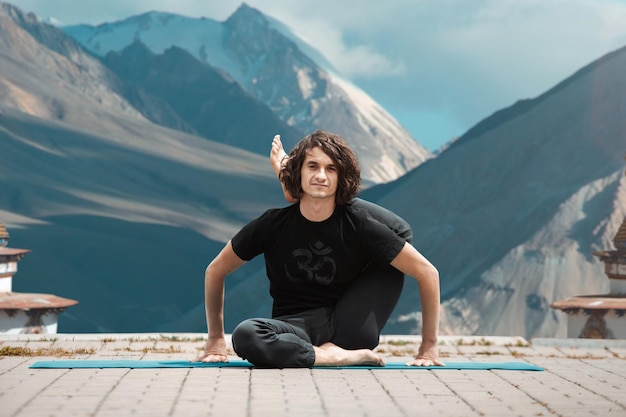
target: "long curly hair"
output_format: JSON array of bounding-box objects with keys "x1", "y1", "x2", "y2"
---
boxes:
[{"x1": 280, "y1": 130, "x2": 361, "y2": 205}]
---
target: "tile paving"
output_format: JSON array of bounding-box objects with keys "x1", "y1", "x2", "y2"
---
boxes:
[{"x1": 1, "y1": 333, "x2": 625, "y2": 417}]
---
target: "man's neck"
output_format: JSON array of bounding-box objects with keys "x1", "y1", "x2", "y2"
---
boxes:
[{"x1": 299, "y1": 196, "x2": 336, "y2": 222}]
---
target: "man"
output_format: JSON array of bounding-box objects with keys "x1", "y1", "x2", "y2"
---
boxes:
[
  {"x1": 270, "y1": 134, "x2": 413, "y2": 245},
  {"x1": 195, "y1": 130, "x2": 442, "y2": 367}
]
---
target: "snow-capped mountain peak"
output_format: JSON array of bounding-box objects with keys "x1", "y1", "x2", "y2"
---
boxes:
[{"x1": 63, "y1": 4, "x2": 431, "y2": 183}]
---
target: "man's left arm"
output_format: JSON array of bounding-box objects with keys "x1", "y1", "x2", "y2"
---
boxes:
[{"x1": 390, "y1": 242, "x2": 445, "y2": 366}]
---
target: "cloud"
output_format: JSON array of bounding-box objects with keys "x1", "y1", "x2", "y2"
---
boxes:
[
  {"x1": 15, "y1": 0, "x2": 238, "y2": 25},
  {"x1": 249, "y1": 0, "x2": 626, "y2": 136},
  {"x1": 13, "y1": 0, "x2": 626, "y2": 149},
  {"x1": 264, "y1": 13, "x2": 407, "y2": 78},
  {"x1": 317, "y1": 0, "x2": 626, "y2": 143}
]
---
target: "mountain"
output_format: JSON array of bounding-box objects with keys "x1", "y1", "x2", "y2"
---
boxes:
[
  {"x1": 4, "y1": 1, "x2": 625, "y2": 339},
  {"x1": 102, "y1": 40, "x2": 303, "y2": 155},
  {"x1": 363, "y1": 45, "x2": 626, "y2": 338},
  {"x1": 0, "y1": 2, "x2": 279, "y2": 332},
  {"x1": 62, "y1": 4, "x2": 432, "y2": 184},
  {"x1": 0, "y1": 3, "x2": 146, "y2": 128}
]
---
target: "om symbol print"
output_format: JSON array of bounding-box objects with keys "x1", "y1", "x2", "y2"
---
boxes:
[{"x1": 286, "y1": 240, "x2": 336, "y2": 285}]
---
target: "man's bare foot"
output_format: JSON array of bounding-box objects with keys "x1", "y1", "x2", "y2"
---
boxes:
[
  {"x1": 270, "y1": 134, "x2": 288, "y2": 177},
  {"x1": 270, "y1": 134, "x2": 299, "y2": 203},
  {"x1": 313, "y1": 342, "x2": 385, "y2": 367}
]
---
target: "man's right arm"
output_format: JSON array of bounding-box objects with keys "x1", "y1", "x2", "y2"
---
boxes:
[{"x1": 195, "y1": 240, "x2": 246, "y2": 362}]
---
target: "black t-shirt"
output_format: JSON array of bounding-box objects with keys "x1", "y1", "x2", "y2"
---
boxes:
[{"x1": 231, "y1": 200, "x2": 407, "y2": 317}]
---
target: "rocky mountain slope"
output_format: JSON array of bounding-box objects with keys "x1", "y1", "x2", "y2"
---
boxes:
[
  {"x1": 364, "y1": 45, "x2": 626, "y2": 338},
  {"x1": 103, "y1": 40, "x2": 303, "y2": 155},
  {"x1": 0, "y1": 2, "x2": 278, "y2": 331}
]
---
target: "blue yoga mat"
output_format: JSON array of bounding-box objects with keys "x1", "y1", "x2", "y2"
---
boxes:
[{"x1": 29, "y1": 359, "x2": 543, "y2": 371}]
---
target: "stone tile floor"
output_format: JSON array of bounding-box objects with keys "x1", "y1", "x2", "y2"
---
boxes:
[{"x1": 1, "y1": 334, "x2": 625, "y2": 417}]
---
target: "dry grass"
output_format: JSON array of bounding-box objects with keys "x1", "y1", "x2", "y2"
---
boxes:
[
  {"x1": 0, "y1": 346, "x2": 96, "y2": 357},
  {"x1": 455, "y1": 338, "x2": 493, "y2": 346}
]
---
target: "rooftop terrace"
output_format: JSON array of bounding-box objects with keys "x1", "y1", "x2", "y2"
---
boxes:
[{"x1": 1, "y1": 333, "x2": 625, "y2": 417}]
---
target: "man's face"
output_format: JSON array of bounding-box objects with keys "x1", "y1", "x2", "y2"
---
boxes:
[{"x1": 300, "y1": 146, "x2": 338, "y2": 201}]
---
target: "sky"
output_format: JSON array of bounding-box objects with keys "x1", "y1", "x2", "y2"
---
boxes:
[{"x1": 12, "y1": 0, "x2": 626, "y2": 151}]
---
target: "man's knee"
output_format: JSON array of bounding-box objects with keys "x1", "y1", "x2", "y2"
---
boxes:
[
  {"x1": 232, "y1": 318, "x2": 287, "y2": 366},
  {"x1": 231, "y1": 318, "x2": 314, "y2": 367},
  {"x1": 231, "y1": 319, "x2": 262, "y2": 358}
]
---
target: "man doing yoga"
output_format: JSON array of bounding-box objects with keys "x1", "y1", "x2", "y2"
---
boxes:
[{"x1": 195, "y1": 130, "x2": 443, "y2": 367}]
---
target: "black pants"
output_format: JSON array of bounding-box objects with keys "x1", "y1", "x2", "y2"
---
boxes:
[{"x1": 231, "y1": 263, "x2": 404, "y2": 368}]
